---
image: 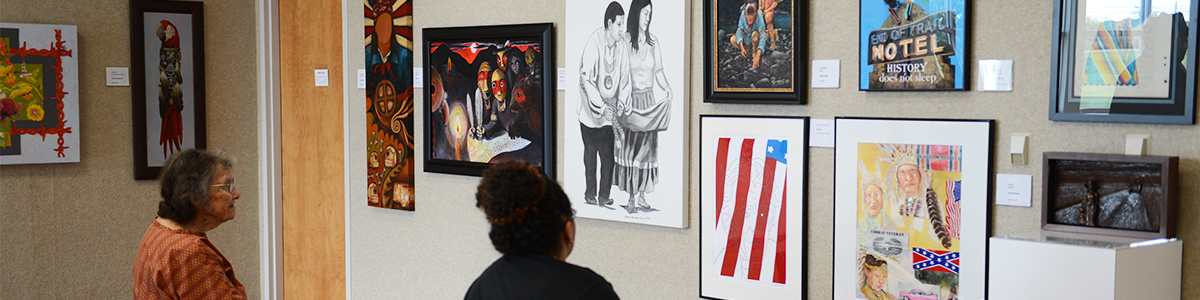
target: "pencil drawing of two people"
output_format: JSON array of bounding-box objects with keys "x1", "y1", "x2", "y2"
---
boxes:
[{"x1": 577, "y1": 0, "x2": 673, "y2": 214}]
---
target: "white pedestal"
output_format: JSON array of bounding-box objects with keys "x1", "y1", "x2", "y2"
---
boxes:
[{"x1": 988, "y1": 235, "x2": 1181, "y2": 300}]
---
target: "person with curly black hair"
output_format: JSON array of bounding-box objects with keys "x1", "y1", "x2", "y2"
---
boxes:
[
  {"x1": 465, "y1": 161, "x2": 620, "y2": 300},
  {"x1": 133, "y1": 149, "x2": 246, "y2": 299}
]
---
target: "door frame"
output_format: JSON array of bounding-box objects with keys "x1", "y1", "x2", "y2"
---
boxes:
[
  {"x1": 258, "y1": 0, "x2": 356, "y2": 298},
  {"x1": 255, "y1": 0, "x2": 283, "y2": 298}
]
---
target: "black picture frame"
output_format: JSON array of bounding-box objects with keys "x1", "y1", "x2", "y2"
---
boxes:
[
  {"x1": 832, "y1": 117, "x2": 994, "y2": 300},
  {"x1": 1049, "y1": 0, "x2": 1198, "y2": 124},
  {"x1": 131, "y1": 0, "x2": 206, "y2": 180},
  {"x1": 699, "y1": 115, "x2": 809, "y2": 299},
  {"x1": 422, "y1": 23, "x2": 555, "y2": 177},
  {"x1": 703, "y1": 0, "x2": 806, "y2": 104},
  {"x1": 858, "y1": 0, "x2": 971, "y2": 91},
  {"x1": 1041, "y1": 152, "x2": 1179, "y2": 239}
]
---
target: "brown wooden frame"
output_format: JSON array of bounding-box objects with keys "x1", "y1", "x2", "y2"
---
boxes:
[{"x1": 1041, "y1": 152, "x2": 1178, "y2": 239}]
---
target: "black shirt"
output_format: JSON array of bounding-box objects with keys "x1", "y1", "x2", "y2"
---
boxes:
[{"x1": 464, "y1": 253, "x2": 620, "y2": 300}]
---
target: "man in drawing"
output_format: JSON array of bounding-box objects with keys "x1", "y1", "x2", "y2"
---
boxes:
[{"x1": 578, "y1": 2, "x2": 630, "y2": 207}]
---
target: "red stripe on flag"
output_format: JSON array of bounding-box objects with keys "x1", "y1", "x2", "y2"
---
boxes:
[
  {"x1": 773, "y1": 174, "x2": 787, "y2": 284},
  {"x1": 720, "y1": 139, "x2": 756, "y2": 277},
  {"x1": 747, "y1": 157, "x2": 778, "y2": 280},
  {"x1": 714, "y1": 138, "x2": 731, "y2": 228}
]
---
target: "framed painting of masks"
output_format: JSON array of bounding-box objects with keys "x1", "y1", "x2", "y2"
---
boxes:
[
  {"x1": 563, "y1": 0, "x2": 689, "y2": 228},
  {"x1": 1041, "y1": 152, "x2": 1179, "y2": 239},
  {"x1": 833, "y1": 118, "x2": 993, "y2": 300},
  {"x1": 365, "y1": 0, "x2": 414, "y2": 210},
  {"x1": 703, "y1": 0, "x2": 807, "y2": 103},
  {"x1": 699, "y1": 115, "x2": 807, "y2": 300},
  {"x1": 422, "y1": 23, "x2": 555, "y2": 178},
  {"x1": 859, "y1": 0, "x2": 969, "y2": 91},
  {"x1": 1048, "y1": 0, "x2": 1199, "y2": 124},
  {"x1": 130, "y1": 0, "x2": 206, "y2": 179}
]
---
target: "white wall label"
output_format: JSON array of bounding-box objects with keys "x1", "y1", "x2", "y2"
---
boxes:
[
  {"x1": 995, "y1": 173, "x2": 1032, "y2": 207},
  {"x1": 558, "y1": 67, "x2": 566, "y2": 91},
  {"x1": 357, "y1": 69, "x2": 366, "y2": 89},
  {"x1": 413, "y1": 67, "x2": 423, "y2": 88},
  {"x1": 811, "y1": 60, "x2": 840, "y2": 89},
  {"x1": 809, "y1": 118, "x2": 835, "y2": 148},
  {"x1": 978, "y1": 59, "x2": 1013, "y2": 92},
  {"x1": 106, "y1": 67, "x2": 129, "y2": 86},
  {"x1": 315, "y1": 69, "x2": 329, "y2": 87}
]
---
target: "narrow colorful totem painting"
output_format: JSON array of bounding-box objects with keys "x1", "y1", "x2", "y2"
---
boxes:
[
  {"x1": 365, "y1": 0, "x2": 415, "y2": 210},
  {"x1": 0, "y1": 23, "x2": 80, "y2": 165}
]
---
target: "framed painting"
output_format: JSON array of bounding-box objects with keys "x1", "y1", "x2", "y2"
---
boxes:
[
  {"x1": 0, "y1": 23, "x2": 79, "y2": 165},
  {"x1": 833, "y1": 117, "x2": 993, "y2": 300},
  {"x1": 563, "y1": 0, "x2": 690, "y2": 228},
  {"x1": 704, "y1": 0, "x2": 806, "y2": 104},
  {"x1": 131, "y1": 0, "x2": 206, "y2": 180},
  {"x1": 699, "y1": 115, "x2": 807, "y2": 300},
  {"x1": 1048, "y1": 0, "x2": 1198, "y2": 124},
  {"x1": 859, "y1": 0, "x2": 969, "y2": 91},
  {"x1": 1041, "y1": 152, "x2": 1179, "y2": 239},
  {"x1": 423, "y1": 23, "x2": 555, "y2": 177},
  {"x1": 365, "y1": 0, "x2": 415, "y2": 210}
]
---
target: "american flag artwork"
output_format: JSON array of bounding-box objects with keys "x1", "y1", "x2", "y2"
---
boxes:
[
  {"x1": 945, "y1": 180, "x2": 961, "y2": 240},
  {"x1": 712, "y1": 137, "x2": 789, "y2": 284},
  {"x1": 912, "y1": 247, "x2": 960, "y2": 274}
]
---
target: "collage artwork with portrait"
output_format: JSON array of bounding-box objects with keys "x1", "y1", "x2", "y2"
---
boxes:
[{"x1": 856, "y1": 143, "x2": 962, "y2": 300}]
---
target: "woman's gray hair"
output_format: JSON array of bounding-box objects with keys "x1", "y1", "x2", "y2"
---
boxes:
[{"x1": 157, "y1": 149, "x2": 234, "y2": 225}]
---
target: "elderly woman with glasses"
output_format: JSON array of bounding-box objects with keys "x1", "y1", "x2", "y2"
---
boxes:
[
  {"x1": 133, "y1": 149, "x2": 246, "y2": 299},
  {"x1": 465, "y1": 161, "x2": 619, "y2": 299}
]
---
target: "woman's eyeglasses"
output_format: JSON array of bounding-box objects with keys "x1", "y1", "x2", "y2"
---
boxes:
[{"x1": 211, "y1": 181, "x2": 235, "y2": 193}]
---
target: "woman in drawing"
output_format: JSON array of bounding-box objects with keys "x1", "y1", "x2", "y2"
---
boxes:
[
  {"x1": 860, "y1": 254, "x2": 897, "y2": 300},
  {"x1": 615, "y1": 0, "x2": 672, "y2": 214}
]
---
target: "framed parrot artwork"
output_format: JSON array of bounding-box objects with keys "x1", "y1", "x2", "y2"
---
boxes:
[{"x1": 130, "y1": 0, "x2": 206, "y2": 180}]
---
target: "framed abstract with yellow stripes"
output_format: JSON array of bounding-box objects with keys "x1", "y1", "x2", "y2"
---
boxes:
[{"x1": 1049, "y1": 0, "x2": 1199, "y2": 124}]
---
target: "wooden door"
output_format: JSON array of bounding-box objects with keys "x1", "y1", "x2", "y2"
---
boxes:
[{"x1": 279, "y1": 0, "x2": 345, "y2": 298}]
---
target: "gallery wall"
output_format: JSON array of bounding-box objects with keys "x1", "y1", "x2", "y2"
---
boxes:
[
  {"x1": 347, "y1": 0, "x2": 1200, "y2": 299},
  {"x1": 1, "y1": 0, "x2": 1198, "y2": 298},
  {"x1": 0, "y1": 0, "x2": 261, "y2": 298}
]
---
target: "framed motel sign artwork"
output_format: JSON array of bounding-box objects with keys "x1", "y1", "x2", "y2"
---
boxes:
[{"x1": 860, "y1": 0, "x2": 970, "y2": 91}]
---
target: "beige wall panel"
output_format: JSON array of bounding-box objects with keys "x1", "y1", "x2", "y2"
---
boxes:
[
  {"x1": 0, "y1": 0, "x2": 260, "y2": 299},
  {"x1": 280, "y1": 0, "x2": 346, "y2": 299}
]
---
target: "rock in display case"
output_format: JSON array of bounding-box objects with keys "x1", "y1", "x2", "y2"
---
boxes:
[{"x1": 1041, "y1": 152, "x2": 1178, "y2": 239}]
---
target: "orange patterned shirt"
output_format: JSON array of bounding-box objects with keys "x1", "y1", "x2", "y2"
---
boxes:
[{"x1": 133, "y1": 218, "x2": 247, "y2": 300}]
